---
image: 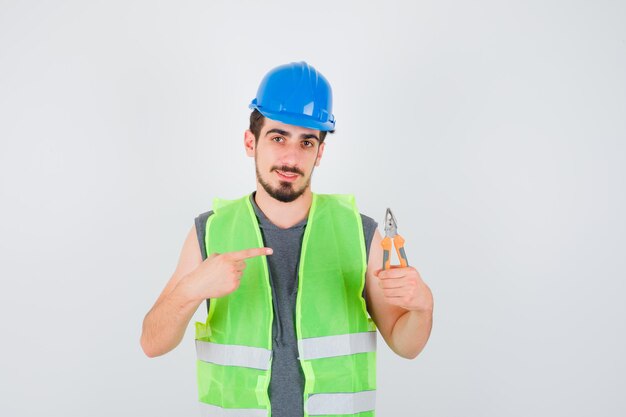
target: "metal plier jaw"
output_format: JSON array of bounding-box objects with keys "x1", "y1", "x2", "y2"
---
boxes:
[{"x1": 382, "y1": 208, "x2": 409, "y2": 270}]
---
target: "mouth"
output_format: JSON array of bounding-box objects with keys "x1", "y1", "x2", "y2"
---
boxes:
[{"x1": 275, "y1": 169, "x2": 299, "y2": 182}]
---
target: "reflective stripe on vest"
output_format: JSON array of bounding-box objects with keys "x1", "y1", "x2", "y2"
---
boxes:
[
  {"x1": 305, "y1": 390, "x2": 377, "y2": 415},
  {"x1": 195, "y1": 340, "x2": 272, "y2": 370},
  {"x1": 199, "y1": 402, "x2": 267, "y2": 417},
  {"x1": 298, "y1": 331, "x2": 377, "y2": 360}
]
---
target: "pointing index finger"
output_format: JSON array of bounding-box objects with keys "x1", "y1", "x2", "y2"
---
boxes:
[{"x1": 228, "y1": 247, "x2": 273, "y2": 261}]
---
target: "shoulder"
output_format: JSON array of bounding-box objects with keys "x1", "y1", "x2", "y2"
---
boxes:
[
  {"x1": 359, "y1": 213, "x2": 379, "y2": 264},
  {"x1": 194, "y1": 210, "x2": 214, "y2": 228},
  {"x1": 359, "y1": 213, "x2": 378, "y2": 231},
  {"x1": 360, "y1": 213, "x2": 378, "y2": 240},
  {"x1": 194, "y1": 210, "x2": 214, "y2": 260}
]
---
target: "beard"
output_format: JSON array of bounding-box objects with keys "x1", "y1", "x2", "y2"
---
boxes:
[{"x1": 256, "y1": 163, "x2": 312, "y2": 203}]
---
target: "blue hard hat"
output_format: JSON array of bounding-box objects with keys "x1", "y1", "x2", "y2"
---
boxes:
[{"x1": 249, "y1": 61, "x2": 335, "y2": 131}]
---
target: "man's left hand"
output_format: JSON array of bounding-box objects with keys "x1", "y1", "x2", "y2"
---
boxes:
[{"x1": 375, "y1": 266, "x2": 433, "y2": 312}]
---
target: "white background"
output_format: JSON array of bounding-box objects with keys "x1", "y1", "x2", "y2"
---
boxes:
[{"x1": 1, "y1": 1, "x2": 625, "y2": 416}]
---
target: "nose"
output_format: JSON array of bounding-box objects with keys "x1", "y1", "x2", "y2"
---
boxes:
[{"x1": 277, "y1": 142, "x2": 301, "y2": 167}]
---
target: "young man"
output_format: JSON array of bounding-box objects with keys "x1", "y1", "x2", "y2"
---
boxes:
[{"x1": 141, "y1": 62, "x2": 434, "y2": 417}]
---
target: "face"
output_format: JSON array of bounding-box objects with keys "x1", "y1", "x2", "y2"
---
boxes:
[{"x1": 245, "y1": 118, "x2": 325, "y2": 203}]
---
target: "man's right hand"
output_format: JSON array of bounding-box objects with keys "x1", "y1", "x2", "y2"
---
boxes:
[{"x1": 180, "y1": 247, "x2": 273, "y2": 300}]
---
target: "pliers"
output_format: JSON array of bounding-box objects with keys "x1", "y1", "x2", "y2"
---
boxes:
[{"x1": 382, "y1": 208, "x2": 409, "y2": 270}]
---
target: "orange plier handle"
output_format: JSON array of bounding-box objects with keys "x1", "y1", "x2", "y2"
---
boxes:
[{"x1": 382, "y1": 234, "x2": 409, "y2": 270}]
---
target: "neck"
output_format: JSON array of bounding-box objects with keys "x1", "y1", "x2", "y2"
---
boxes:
[{"x1": 254, "y1": 185, "x2": 313, "y2": 229}]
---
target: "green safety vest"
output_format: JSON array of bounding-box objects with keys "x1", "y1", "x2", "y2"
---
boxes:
[{"x1": 194, "y1": 193, "x2": 377, "y2": 417}]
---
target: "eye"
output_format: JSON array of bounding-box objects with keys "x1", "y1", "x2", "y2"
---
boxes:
[
  {"x1": 302, "y1": 140, "x2": 314, "y2": 148},
  {"x1": 272, "y1": 136, "x2": 284, "y2": 143}
]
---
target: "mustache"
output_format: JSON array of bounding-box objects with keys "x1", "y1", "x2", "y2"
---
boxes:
[{"x1": 272, "y1": 165, "x2": 304, "y2": 176}]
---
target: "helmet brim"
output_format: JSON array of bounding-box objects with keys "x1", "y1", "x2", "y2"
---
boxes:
[{"x1": 249, "y1": 104, "x2": 335, "y2": 132}]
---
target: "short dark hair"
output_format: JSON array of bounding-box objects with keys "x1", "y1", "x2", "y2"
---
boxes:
[{"x1": 249, "y1": 109, "x2": 334, "y2": 144}]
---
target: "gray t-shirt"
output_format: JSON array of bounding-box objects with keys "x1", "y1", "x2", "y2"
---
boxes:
[{"x1": 194, "y1": 193, "x2": 378, "y2": 417}]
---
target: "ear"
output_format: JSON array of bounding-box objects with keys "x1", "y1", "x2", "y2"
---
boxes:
[
  {"x1": 314, "y1": 142, "x2": 326, "y2": 167},
  {"x1": 244, "y1": 130, "x2": 256, "y2": 157}
]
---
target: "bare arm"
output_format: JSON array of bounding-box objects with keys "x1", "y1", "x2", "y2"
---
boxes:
[
  {"x1": 140, "y1": 225, "x2": 204, "y2": 358},
  {"x1": 365, "y1": 229, "x2": 434, "y2": 359},
  {"x1": 140, "y1": 225, "x2": 273, "y2": 358}
]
